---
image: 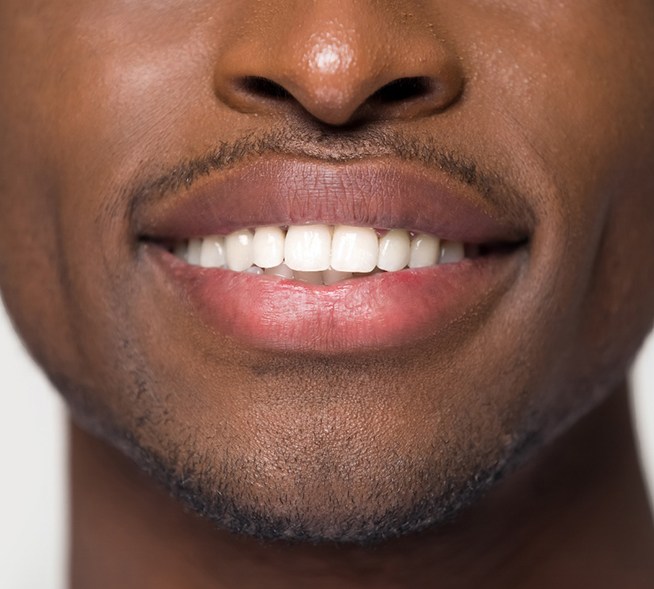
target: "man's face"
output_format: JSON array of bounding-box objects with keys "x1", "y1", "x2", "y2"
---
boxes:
[{"x1": 1, "y1": 1, "x2": 653, "y2": 543}]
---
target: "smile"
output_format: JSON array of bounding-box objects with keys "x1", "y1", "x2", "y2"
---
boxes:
[
  {"x1": 137, "y1": 157, "x2": 530, "y2": 353},
  {"x1": 172, "y1": 225, "x2": 468, "y2": 285}
]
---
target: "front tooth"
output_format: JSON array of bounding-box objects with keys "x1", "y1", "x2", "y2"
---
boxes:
[
  {"x1": 439, "y1": 241, "x2": 465, "y2": 264},
  {"x1": 409, "y1": 233, "x2": 440, "y2": 268},
  {"x1": 377, "y1": 229, "x2": 411, "y2": 272},
  {"x1": 284, "y1": 224, "x2": 331, "y2": 271},
  {"x1": 225, "y1": 229, "x2": 254, "y2": 271},
  {"x1": 330, "y1": 225, "x2": 379, "y2": 273},
  {"x1": 322, "y1": 268, "x2": 352, "y2": 285},
  {"x1": 200, "y1": 236, "x2": 226, "y2": 268},
  {"x1": 187, "y1": 238, "x2": 203, "y2": 265},
  {"x1": 264, "y1": 263, "x2": 294, "y2": 279},
  {"x1": 253, "y1": 226, "x2": 285, "y2": 269}
]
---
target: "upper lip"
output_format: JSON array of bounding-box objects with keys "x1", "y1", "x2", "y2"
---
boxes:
[{"x1": 134, "y1": 156, "x2": 531, "y2": 246}]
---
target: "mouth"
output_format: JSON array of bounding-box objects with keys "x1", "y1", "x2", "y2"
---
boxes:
[
  {"x1": 169, "y1": 224, "x2": 476, "y2": 284},
  {"x1": 135, "y1": 157, "x2": 530, "y2": 353}
]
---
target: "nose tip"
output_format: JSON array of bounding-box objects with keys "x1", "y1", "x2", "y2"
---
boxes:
[{"x1": 214, "y1": 7, "x2": 464, "y2": 127}]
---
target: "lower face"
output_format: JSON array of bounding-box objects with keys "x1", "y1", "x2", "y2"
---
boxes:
[{"x1": 1, "y1": 1, "x2": 654, "y2": 543}]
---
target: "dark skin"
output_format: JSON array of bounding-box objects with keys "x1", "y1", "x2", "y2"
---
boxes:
[{"x1": 1, "y1": 1, "x2": 654, "y2": 587}]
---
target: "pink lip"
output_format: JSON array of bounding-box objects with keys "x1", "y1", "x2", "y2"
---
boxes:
[
  {"x1": 148, "y1": 249, "x2": 522, "y2": 353},
  {"x1": 136, "y1": 157, "x2": 530, "y2": 353}
]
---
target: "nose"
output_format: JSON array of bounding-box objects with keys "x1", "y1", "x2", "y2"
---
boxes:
[{"x1": 213, "y1": 2, "x2": 464, "y2": 127}]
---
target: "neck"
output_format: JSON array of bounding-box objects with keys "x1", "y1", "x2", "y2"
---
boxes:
[{"x1": 69, "y1": 386, "x2": 654, "y2": 589}]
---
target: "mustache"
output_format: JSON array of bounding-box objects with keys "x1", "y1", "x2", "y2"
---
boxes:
[{"x1": 125, "y1": 127, "x2": 525, "y2": 220}]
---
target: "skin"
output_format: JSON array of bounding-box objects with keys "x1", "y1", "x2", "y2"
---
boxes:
[{"x1": 1, "y1": 0, "x2": 654, "y2": 586}]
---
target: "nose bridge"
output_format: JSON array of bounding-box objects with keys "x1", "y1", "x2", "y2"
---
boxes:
[{"x1": 214, "y1": 1, "x2": 463, "y2": 126}]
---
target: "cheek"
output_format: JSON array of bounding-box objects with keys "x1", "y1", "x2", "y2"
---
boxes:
[
  {"x1": 454, "y1": 2, "x2": 654, "y2": 385},
  {"x1": 574, "y1": 182, "x2": 654, "y2": 381},
  {"x1": 0, "y1": 162, "x2": 79, "y2": 377}
]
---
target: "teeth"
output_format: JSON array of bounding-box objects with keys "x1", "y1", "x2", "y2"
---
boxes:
[
  {"x1": 439, "y1": 241, "x2": 465, "y2": 265},
  {"x1": 331, "y1": 225, "x2": 378, "y2": 273},
  {"x1": 293, "y1": 270, "x2": 324, "y2": 285},
  {"x1": 174, "y1": 241, "x2": 189, "y2": 262},
  {"x1": 284, "y1": 224, "x2": 331, "y2": 271},
  {"x1": 264, "y1": 263, "x2": 294, "y2": 279},
  {"x1": 173, "y1": 225, "x2": 469, "y2": 284},
  {"x1": 187, "y1": 238, "x2": 203, "y2": 266},
  {"x1": 225, "y1": 229, "x2": 254, "y2": 271},
  {"x1": 244, "y1": 265, "x2": 264, "y2": 275},
  {"x1": 253, "y1": 226, "x2": 285, "y2": 269},
  {"x1": 378, "y1": 229, "x2": 411, "y2": 272},
  {"x1": 409, "y1": 233, "x2": 440, "y2": 269},
  {"x1": 322, "y1": 268, "x2": 353, "y2": 285},
  {"x1": 200, "y1": 235, "x2": 226, "y2": 268}
]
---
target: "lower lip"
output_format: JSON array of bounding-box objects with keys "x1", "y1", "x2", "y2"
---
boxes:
[{"x1": 146, "y1": 246, "x2": 523, "y2": 354}]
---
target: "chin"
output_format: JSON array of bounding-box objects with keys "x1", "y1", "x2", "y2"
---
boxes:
[{"x1": 85, "y1": 406, "x2": 542, "y2": 546}]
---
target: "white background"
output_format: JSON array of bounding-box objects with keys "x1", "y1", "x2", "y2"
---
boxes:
[{"x1": 0, "y1": 304, "x2": 652, "y2": 589}]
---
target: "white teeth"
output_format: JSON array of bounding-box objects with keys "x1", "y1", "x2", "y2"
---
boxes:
[
  {"x1": 225, "y1": 229, "x2": 254, "y2": 272},
  {"x1": 331, "y1": 225, "x2": 378, "y2": 273},
  {"x1": 253, "y1": 226, "x2": 285, "y2": 269},
  {"x1": 378, "y1": 229, "x2": 411, "y2": 272},
  {"x1": 439, "y1": 241, "x2": 465, "y2": 265},
  {"x1": 284, "y1": 224, "x2": 331, "y2": 271},
  {"x1": 200, "y1": 235, "x2": 226, "y2": 268},
  {"x1": 174, "y1": 225, "x2": 471, "y2": 283},
  {"x1": 322, "y1": 268, "x2": 352, "y2": 285},
  {"x1": 187, "y1": 238, "x2": 203, "y2": 266},
  {"x1": 409, "y1": 233, "x2": 440, "y2": 268}
]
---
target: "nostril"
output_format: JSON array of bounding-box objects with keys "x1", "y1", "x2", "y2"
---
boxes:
[
  {"x1": 371, "y1": 77, "x2": 433, "y2": 104},
  {"x1": 237, "y1": 75, "x2": 435, "y2": 113},
  {"x1": 239, "y1": 76, "x2": 293, "y2": 101}
]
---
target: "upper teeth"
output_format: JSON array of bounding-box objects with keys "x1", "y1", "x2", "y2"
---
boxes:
[{"x1": 173, "y1": 225, "x2": 465, "y2": 284}]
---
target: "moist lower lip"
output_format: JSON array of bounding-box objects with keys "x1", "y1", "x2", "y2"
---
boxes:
[{"x1": 146, "y1": 244, "x2": 523, "y2": 354}]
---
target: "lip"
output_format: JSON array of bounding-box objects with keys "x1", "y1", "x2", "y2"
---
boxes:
[
  {"x1": 147, "y1": 249, "x2": 522, "y2": 353},
  {"x1": 135, "y1": 158, "x2": 529, "y2": 244},
  {"x1": 136, "y1": 157, "x2": 530, "y2": 353}
]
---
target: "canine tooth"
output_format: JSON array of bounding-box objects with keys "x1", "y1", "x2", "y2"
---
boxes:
[
  {"x1": 253, "y1": 226, "x2": 285, "y2": 268},
  {"x1": 200, "y1": 236, "x2": 226, "y2": 268},
  {"x1": 322, "y1": 268, "x2": 352, "y2": 285},
  {"x1": 173, "y1": 241, "x2": 189, "y2": 262},
  {"x1": 439, "y1": 241, "x2": 465, "y2": 264},
  {"x1": 187, "y1": 238, "x2": 203, "y2": 266},
  {"x1": 225, "y1": 229, "x2": 254, "y2": 271},
  {"x1": 264, "y1": 263, "x2": 294, "y2": 279},
  {"x1": 293, "y1": 270, "x2": 324, "y2": 285},
  {"x1": 284, "y1": 224, "x2": 331, "y2": 271},
  {"x1": 330, "y1": 225, "x2": 378, "y2": 273},
  {"x1": 377, "y1": 229, "x2": 411, "y2": 272},
  {"x1": 409, "y1": 233, "x2": 440, "y2": 268}
]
